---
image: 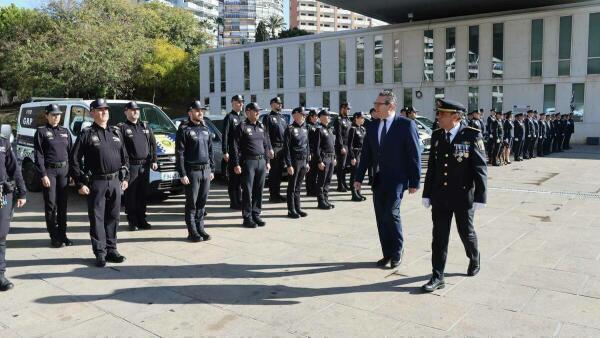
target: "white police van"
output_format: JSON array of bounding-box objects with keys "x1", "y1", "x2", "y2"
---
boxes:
[{"x1": 16, "y1": 99, "x2": 182, "y2": 196}]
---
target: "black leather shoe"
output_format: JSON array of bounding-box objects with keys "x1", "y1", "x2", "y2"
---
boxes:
[
  {"x1": 327, "y1": 202, "x2": 335, "y2": 209},
  {"x1": 187, "y1": 234, "x2": 203, "y2": 242},
  {"x1": 106, "y1": 252, "x2": 126, "y2": 263},
  {"x1": 51, "y1": 239, "x2": 64, "y2": 248},
  {"x1": 390, "y1": 260, "x2": 400, "y2": 269},
  {"x1": 243, "y1": 219, "x2": 258, "y2": 228},
  {"x1": 63, "y1": 238, "x2": 73, "y2": 246},
  {"x1": 318, "y1": 202, "x2": 331, "y2": 210},
  {"x1": 253, "y1": 216, "x2": 266, "y2": 227},
  {"x1": 199, "y1": 231, "x2": 211, "y2": 241},
  {"x1": 0, "y1": 276, "x2": 14, "y2": 292},
  {"x1": 376, "y1": 257, "x2": 391, "y2": 267},
  {"x1": 287, "y1": 212, "x2": 300, "y2": 219},
  {"x1": 95, "y1": 254, "x2": 107, "y2": 267},
  {"x1": 468, "y1": 257, "x2": 480, "y2": 276},
  {"x1": 203, "y1": 210, "x2": 208, "y2": 216},
  {"x1": 360, "y1": 196, "x2": 367, "y2": 201},
  {"x1": 422, "y1": 278, "x2": 445, "y2": 293},
  {"x1": 297, "y1": 210, "x2": 308, "y2": 217},
  {"x1": 128, "y1": 225, "x2": 138, "y2": 231},
  {"x1": 138, "y1": 222, "x2": 152, "y2": 230},
  {"x1": 351, "y1": 195, "x2": 363, "y2": 202}
]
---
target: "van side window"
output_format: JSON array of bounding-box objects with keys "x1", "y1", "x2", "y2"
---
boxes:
[{"x1": 69, "y1": 105, "x2": 92, "y2": 135}]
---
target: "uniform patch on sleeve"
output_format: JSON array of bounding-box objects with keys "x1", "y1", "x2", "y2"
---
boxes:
[{"x1": 476, "y1": 139, "x2": 485, "y2": 151}]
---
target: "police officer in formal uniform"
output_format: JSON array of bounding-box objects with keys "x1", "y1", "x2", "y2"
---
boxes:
[
  {"x1": 421, "y1": 99, "x2": 487, "y2": 292},
  {"x1": 530, "y1": 111, "x2": 540, "y2": 158},
  {"x1": 544, "y1": 114, "x2": 554, "y2": 155},
  {"x1": 553, "y1": 113, "x2": 563, "y2": 152},
  {"x1": 502, "y1": 111, "x2": 514, "y2": 165},
  {"x1": 71, "y1": 98, "x2": 129, "y2": 267},
  {"x1": 175, "y1": 101, "x2": 214, "y2": 242},
  {"x1": 33, "y1": 104, "x2": 72, "y2": 248},
  {"x1": 0, "y1": 133, "x2": 27, "y2": 291},
  {"x1": 263, "y1": 97, "x2": 286, "y2": 202},
  {"x1": 305, "y1": 109, "x2": 319, "y2": 197},
  {"x1": 283, "y1": 107, "x2": 310, "y2": 219},
  {"x1": 468, "y1": 110, "x2": 485, "y2": 132},
  {"x1": 561, "y1": 114, "x2": 569, "y2": 150},
  {"x1": 348, "y1": 111, "x2": 367, "y2": 202},
  {"x1": 118, "y1": 101, "x2": 157, "y2": 232},
  {"x1": 565, "y1": 113, "x2": 575, "y2": 149},
  {"x1": 523, "y1": 110, "x2": 535, "y2": 159},
  {"x1": 232, "y1": 103, "x2": 272, "y2": 228},
  {"x1": 222, "y1": 95, "x2": 244, "y2": 209},
  {"x1": 489, "y1": 111, "x2": 503, "y2": 166},
  {"x1": 333, "y1": 102, "x2": 352, "y2": 192},
  {"x1": 513, "y1": 113, "x2": 525, "y2": 161},
  {"x1": 536, "y1": 113, "x2": 547, "y2": 157},
  {"x1": 314, "y1": 110, "x2": 336, "y2": 210}
]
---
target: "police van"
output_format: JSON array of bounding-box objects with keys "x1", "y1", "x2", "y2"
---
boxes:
[{"x1": 16, "y1": 99, "x2": 182, "y2": 196}]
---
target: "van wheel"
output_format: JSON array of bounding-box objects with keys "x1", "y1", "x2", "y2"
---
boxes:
[{"x1": 23, "y1": 160, "x2": 42, "y2": 192}]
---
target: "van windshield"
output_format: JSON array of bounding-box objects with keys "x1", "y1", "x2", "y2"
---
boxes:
[{"x1": 107, "y1": 103, "x2": 177, "y2": 134}]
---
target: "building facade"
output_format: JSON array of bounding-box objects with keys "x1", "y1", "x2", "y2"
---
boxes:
[
  {"x1": 289, "y1": 0, "x2": 386, "y2": 34},
  {"x1": 200, "y1": 2, "x2": 600, "y2": 143},
  {"x1": 221, "y1": 0, "x2": 284, "y2": 47}
]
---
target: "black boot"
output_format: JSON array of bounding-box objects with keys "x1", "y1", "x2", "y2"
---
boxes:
[
  {"x1": 0, "y1": 275, "x2": 14, "y2": 291},
  {"x1": 317, "y1": 197, "x2": 330, "y2": 210}
]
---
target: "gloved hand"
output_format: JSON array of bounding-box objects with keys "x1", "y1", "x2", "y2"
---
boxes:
[
  {"x1": 422, "y1": 198, "x2": 431, "y2": 208},
  {"x1": 473, "y1": 202, "x2": 486, "y2": 210}
]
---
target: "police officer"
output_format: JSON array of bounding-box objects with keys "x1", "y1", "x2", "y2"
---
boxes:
[
  {"x1": 468, "y1": 110, "x2": 485, "y2": 132},
  {"x1": 333, "y1": 102, "x2": 352, "y2": 192},
  {"x1": 544, "y1": 113, "x2": 554, "y2": 155},
  {"x1": 530, "y1": 111, "x2": 540, "y2": 158},
  {"x1": 348, "y1": 111, "x2": 367, "y2": 202},
  {"x1": 553, "y1": 113, "x2": 564, "y2": 152},
  {"x1": 537, "y1": 113, "x2": 547, "y2": 157},
  {"x1": 118, "y1": 101, "x2": 157, "y2": 232},
  {"x1": 33, "y1": 104, "x2": 72, "y2": 248},
  {"x1": 176, "y1": 101, "x2": 214, "y2": 242},
  {"x1": 502, "y1": 112, "x2": 514, "y2": 165},
  {"x1": 565, "y1": 113, "x2": 575, "y2": 150},
  {"x1": 305, "y1": 109, "x2": 320, "y2": 197},
  {"x1": 314, "y1": 110, "x2": 336, "y2": 210},
  {"x1": 263, "y1": 97, "x2": 286, "y2": 202},
  {"x1": 283, "y1": 107, "x2": 310, "y2": 219},
  {"x1": 513, "y1": 113, "x2": 525, "y2": 161},
  {"x1": 421, "y1": 99, "x2": 487, "y2": 292},
  {"x1": 486, "y1": 109, "x2": 497, "y2": 162},
  {"x1": 0, "y1": 133, "x2": 27, "y2": 291},
  {"x1": 560, "y1": 114, "x2": 569, "y2": 150},
  {"x1": 71, "y1": 98, "x2": 129, "y2": 267},
  {"x1": 489, "y1": 111, "x2": 503, "y2": 166},
  {"x1": 523, "y1": 110, "x2": 535, "y2": 159},
  {"x1": 222, "y1": 95, "x2": 244, "y2": 209},
  {"x1": 232, "y1": 103, "x2": 272, "y2": 228}
]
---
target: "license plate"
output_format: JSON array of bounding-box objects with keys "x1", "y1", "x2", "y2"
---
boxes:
[{"x1": 161, "y1": 172, "x2": 179, "y2": 181}]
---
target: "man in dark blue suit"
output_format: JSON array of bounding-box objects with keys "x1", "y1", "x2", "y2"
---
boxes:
[{"x1": 354, "y1": 90, "x2": 422, "y2": 269}]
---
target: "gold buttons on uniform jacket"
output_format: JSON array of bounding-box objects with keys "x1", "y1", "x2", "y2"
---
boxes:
[
  {"x1": 443, "y1": 182, "x2": 448, "y2": 186},
  {"x1": 444, "y1": 172, "x2": 448, "y2": 176},
  {"x1": 445, "y1": 154, "x2": 448, "y2": 157},
  {"x1": 444, "y1": 163, "x2": 448, "y2": 167}
]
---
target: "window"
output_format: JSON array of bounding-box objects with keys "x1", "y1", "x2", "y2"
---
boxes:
[
  {"x1": 543, "y1": 84, "x2": 556, "y2": 114},
  {"x1": 356, "y1": 37, "x2": 364, "y2": 84},
  {"x1": 558, "y1": 16, "x2": 572, "y2": 76},
  {"x1": 220, "y1": 96, "x2": 226, "y2": 112},
  {"x1": 263, "y1": 49, "x2": 270, "y2": 90},
  {"x1": 220, "y1": 55, "x2": 226, "y2": 92},
  {"x1": 403, "y1": 88, "x2": 412, "y2": 108},
  {"x1": 492, "y1": 86, "x2": 503, "y2": 112},
  {"x1": 588, "y1": 13, "x2": 600, "y2": 74},
  {"x1": 531, "y1": 19, "x2": 543, "y2": 77},
  {"x1": 68, "y1": 105, "x2": 91, "y2": 135},
  {"x1": 299, "y1": 92, "x2": 306, "y2": 107},
  {"x1": 468, "y1": 26, "x2": 479, "y2": 79},
  {"x1": 339, "y1": 39, "x2": 347, "y2": 85},
  {"x1": 445, "y1": 27, "x2": 456, "y2": 80},
  {"x1": 339, "y1": 91, "x2": 347, "y2": 106},
  {"x1": 393, "y1": 33, "x2": 402, "y2": 82},
  {"x1": 492, "y1": 23, "x2": 504, "y2": 79},
  {"x1": 323, "y1": 91, "x2": 330, "y2": 109},
  {"x1": 243, "y1": 51, "x2": 250, "y2": 91},
  {"x1": 424, "y1": 29, "x2": 434, "y2": 81},
  {"x1": 204, "y1": 97, "x2": 209, "y2": 106},
  {"x1": 209, "y1": 56, "x2": 215, "y2": 92},
  {"x1": 468, "y1": 86, "x2": 479, "y2": 113},
  {"x1": 299, "y1": 44, "x2": 306, "y2": 88},
  {"x1": 374, "y1": 35, "x2": 383, "y2": 83},
  {"x1": 572, "y1": 83, "x2": 584, "y2": 122},
  {"x1": 277, "y1": 47, "x2": 283, "y2": 88},
  {"x1": 250, "y1": 94, "x2": 257, "y2": 103},
  {"x1": 434, "y1": 88, "x2": 445, "y2": 105},
  {"x1": 314, "y1": 42, "x2": 321, "y2": 87}
]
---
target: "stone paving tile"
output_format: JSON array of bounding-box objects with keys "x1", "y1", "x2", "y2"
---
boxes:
[
  {"x1": 522, "y1": 289, "x2": 600, "y2": 329},
  {"x1": 557, "y1": 323, "x2": 600, "y2": 337},
  {"x1": 49, "y1": 314, "x2": 159, "y2": 337},
  {"x1": 580, "y1": 277, "x2": 600, "y2": 299},
  {"x1": 505, "y1": 265, "x2": 588, "y2": 294}
]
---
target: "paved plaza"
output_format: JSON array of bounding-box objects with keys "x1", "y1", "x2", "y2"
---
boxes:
[{"x1": 1, "y1": 145, "x2": 600, "y2": 337}]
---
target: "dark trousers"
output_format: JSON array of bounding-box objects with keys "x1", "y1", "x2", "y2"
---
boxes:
[
  {"x1": 287, "y1": 159, "x2": 308, "y2": 213},
  {"x1": 349, "y1": 154, "x2": 362, "y2": 197},
  {"x1": 544, "y1": 137, "x2": 553, "y2": 154},
  {"x1": 564, "y1": 134, "x2": 572, "y2": 149},
  {"x1": 536, "y1": 137, "x2": 545, "y2": 156},
  {"x1": 184, "y1": 167, "x2": 211, "y2": 237},
  {"x1": 335, "y1": 148, "x2": 348, "y2": 188},
  {"x1": 513, "y1": 139, "x2": 524, "y2": 160},
  {"x1": 316, "y1": 157, "x2": 334, "y2": 204},
  {"x1": 87, "y1": 177, "x2": 121, "y2": 256},
  {"x1": 372, "y1": 186, "x2": 403, "y2": 262},
  {"x1": 267, "y1": 148, "x2": 285, "y2": 198},
  {"x1": 124, "y1": 164, "x2": 149, "y2": 228},
  {"x1": 42, "y1": 166, "x2": 69, "y2": 241},
  {"x1": 305, "y1": 158, "x2": 319, "y2": 195},
  {"x1": 0, "y1": 192, "x2": 13, "y2": 275},
  {"x1": 431, "y1": 205, "x2": 479, "y2": 280},
  {"x1": 554, "y1": 135, "x2": 564, "y2": 152},
  {"x1": 241, "y1": 158, "x2": 266, "y2": 220},
  {"x1": 528, "y1": 138, "x2": 537, "y2": 158},
  {"x1": 486, "y1": 138, "x2": 495, "y2": 161},
  {"x1": 491, "y1": 140, "x2": 502, "y2": 164},
  {"x1": 227, "y1": 160, "x2": 242, "y2": 207}
]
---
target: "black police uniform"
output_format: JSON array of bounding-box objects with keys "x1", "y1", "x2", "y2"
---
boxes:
[
  {"x1": 333, "y1": 114, "x2": 351, "y2": 191},
  {"x1": 468, "y1": 118, "x2": 484, "y2": 132},
  {"x1": 305, "y1": 118, "x2": 319, "y2": 196},
  {"x1": 314, "y1": 117, "x2": 336, "y2": 209},
  {"x1": 0, "y1": 135, "x2": 26, "y2": 291},
  {"x1": 503, "y1": 118, "x2": 514, "y2": 151},
  {"x1": 222, "y1": 108, "x2": 243, "y2": 209},
  {"x1": 513, "y1": 117, "x2": 525, "y2": 161},
  {"x1": 536, "y1": 117, "x2": 546, "y2": 157},
  {"x1": 71, "y1": 116, "x2": 129, "y2": 265},
  {"x1": 118, "y1": 117, "x2": 157, "y2": 231},
  {"x1": 560, "y1": 117, "x2": 569, "y2": 150},
  {"x1": 176, "y1": 118, "x2": 214, "y2": 241},
  {"x1": 553, "y1": 116, "x2": 563, "y2": 152},
  {"x1": 263, "y1": 109, "x2": 287, "y2": 201},
  {"x1": 283, "y1": 117, "x2": 309, "y2": 218},
  {"x1": 422, "y1": 115, "x2": 487, "y2": 291},
  {"x1": 231, "y1": 116, "x2": 272, "y2": 227},
  {"x1": 530, "y1": 117, "x2": 539, "y2": 158},
  {"x1": 486, "y1": 117, "x2": 498, "y2": 162},
  {"x1": 347, "y1": 119, "x2": 366, "y2": 201},
  {"x1": 544, "y1": 119, "x2": 554, "y2": 155},
  {"x1": 565, "y1": 116, "x2": 574, "y2": 149},
  {"x1": 33, "y1": 108, "x2": 72, "y2": 247},
  {"x1": 490, "y1": 117, "x2": 503, "y2": 165},
  {"x1": 524, "y1": 115, "x2": 535, "y2": 159}
]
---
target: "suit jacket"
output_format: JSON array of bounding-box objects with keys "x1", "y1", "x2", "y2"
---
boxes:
[
  {"x1": 514, "y1": 120, "x2": 525, "y2": 141},
  {"x1": 355, "y1": 115, "x2": 421, "y2": 194},
  {"x1": 423, "y1": 125, "x2": 487, "y2": 210}
]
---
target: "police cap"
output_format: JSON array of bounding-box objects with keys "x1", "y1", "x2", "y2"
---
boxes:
[
  {"x1": 125, "y1": 101, "x2": 140, "y2": 110},
  {"x1": 231, "y1": 94, "x2": 244, "y2": 102},
  {"x1": 353, "y1": 111, "x2": 365, "y2": 119},
  {"x1": 435, "y1": 99, "x2": 466, "y2": 114},
  {"x1": 45, "y1": 104, "x2": 62, "y2": 115},
  {"x1": 292, "y1": 106, "x2": 306, "y2": 115},
  {"x1": 270, "y1": 97, "x2": 282, "y2": 104},
  {"x1": 318, "y1": 109, "x2": 330, "y2": 117},
  {"x1": 189, "y1": 100, "x2": 203, "y2": 111},
  {"x1": 90, "y1": 98, "x2": 109, "y2": 110},
  {"x1": 245, "y1": 102, "x2": 261, "y2": 111},
  {"x1": 307, "y1": 109, "x2": 318, "y2": 117}
]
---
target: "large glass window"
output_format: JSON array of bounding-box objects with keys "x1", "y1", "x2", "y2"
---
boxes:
[
  {"x1": 393, "y1": 33, "x2": 402, "y2": 82},
  {"x1": 531, "y1": 19, "x2": 543, "y2": 77},
  {"x1": 314, "y1": 42, "x2": 321, "y2": 87},
  {"x1": 374, "y1": 35, "x2": 383, "y2": 83},
  {"x1": 558, "y1": 16, "x2": 572, "y2": 76},
  {"x1": 492, "y1": 23, "x2": 504, "y2": 79},
  {"x1": 468, "y1": 86, "x2": 479, "y2": 113},
  {"x1": 299, "y1": 92, "x2": 306, "y2": 107},
  {"x1": 543, "y1": 84, "x2": 556, "y2": 114},
  {"x1": 221, "y1": 96, "x2": 226, "y2": 112},
  {"x1": 323, "y1": 91, "x2": 330, "y2": 109},
  {"x1": 403, "y1": 88, "x2": 412, "y2": 108},
  {"x1": 277, "y1": 47, "x2": 284, "y2": 88},
  {"x1": 435, "y1": 88, "x2": 445, "y2": 105},
  {"x1": 445, "y1": 27, "x2": 456, "y2": 81},
  {"x1": 263, "y1": 49, "x2": 270, "y2": 90},
  {"x1": 588, "y1": 13, "x2": 600, "y2": 74},
  {"x1": 468, "y1": 26, "x2": 479, "y2": 79},
  {"x1": 209, "y1": 56, "x2": 215, "y2": 92},
  {"x1": 243, "y1": 51, "x2": 250, "y2": 91},
  {"x1": 492, "y1": 86, "x2": 503, "y2": 112},
  {"x1": 220, "y1": 55, "x2": 226, "y2": 92},
  {"x1": 299, "y1": 44, "x2": 306, "y2": 88},
  {"x1": 572, "y1": 83, "x2": 584, "y2": 122},
  {"x1": 356, "y1": 37, "x2": 365, "y2": 85},
  {"x1": 339, "y1": 39, "x2": 346, "y2": 85},
  {"x1": 424, "y1": 30, "x2": 434, "y2": 81}
]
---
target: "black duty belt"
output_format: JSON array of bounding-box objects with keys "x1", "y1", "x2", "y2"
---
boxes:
[
  {"x1": 130, "y1": 159, "x2": 148, "y2": 165},
  {"x1": 185, "y1": 163, "x2": 209, "y2": 170},
  {"x1": 46, "y1": 161, "x2": 67, "y2": 169},
  {"x1": 243, "y1": 155, "x2": 264, "y2": 160},
  {"x1": 321, "y1": 153, "x2": 335, "y2": 159},
  {"x1": 91, "y1": 172, "x2": 119, "y2": 180}
]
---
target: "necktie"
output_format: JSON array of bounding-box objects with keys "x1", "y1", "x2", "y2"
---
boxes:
[
  {"x1": 380, "y1": 119, "x2": 387, "y2": 146},
  {"x1": 446, "y1": 132, "x2": 451, "y2": 143}
]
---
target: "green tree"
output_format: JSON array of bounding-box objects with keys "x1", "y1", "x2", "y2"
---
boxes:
[
  {"x1": 255, "y1": 20, "x2": 269, "y2": 42},
  {"x1": 278, "y1": 27, "x2": 312, "y2": 39},
  {"x1": 266, "y1": 15, "x2": 284, "y2": 39}
]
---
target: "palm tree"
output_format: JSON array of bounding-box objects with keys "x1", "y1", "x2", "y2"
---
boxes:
[
  {"x1": 266, "y1": 15, "x2": 285, "y2": 39},
  {"x1": 214, "y1": 16, "x2": 224, "y2": 46}
]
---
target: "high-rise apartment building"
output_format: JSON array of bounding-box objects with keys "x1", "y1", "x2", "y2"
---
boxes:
[
  {"x1": 221, "y1": 0, "x2": 284, "y2": 47},
  {"x1": 289, "y1": 0, "x2": 386, "y2": 34}
]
